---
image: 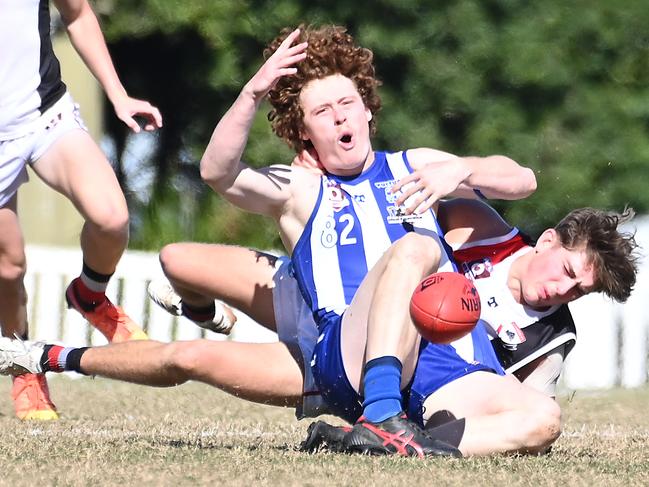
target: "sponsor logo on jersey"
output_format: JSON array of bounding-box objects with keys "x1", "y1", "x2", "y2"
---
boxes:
[
  {"x1": 462, "y1": 258, "x2": 493, "y2": 280},
  {"x1": 496, "y1": 322, "x2": 526, "y2": 350},
  {"x1": 375, "y1": 179, "x2": 423, "y2": 224},
  {"x1": 325, "y1": 181, "x2": 350, "y2": 212}
]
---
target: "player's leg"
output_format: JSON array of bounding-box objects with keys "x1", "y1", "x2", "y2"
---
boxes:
[
  {"x1": 341, "y1": 232, "x2": 442, "y2": 393},
  {"x1": 0, "y1": 195, "x2": 28, "y2": 340},
  {"x1": 514, "y1": 345, "x2": 566, "y2": 397},
  {"x1": 325, "y1": 233, "x2": 459, "y2": 457},
  {"x1": 0, "y1": 338, "x2": 304, "y2": 407},
  {"x1": 422, "y1": 371, "x2": 561, "y2": 456},
  {"x1": 153, "y1": 243, "x2": 278, "y2": 333},
  {"x1": 30, "y1": 124, "x2": 145, "y2": 342},
  {"x1": 0, "y1": 195, "x2": 58, "y2": 420}
]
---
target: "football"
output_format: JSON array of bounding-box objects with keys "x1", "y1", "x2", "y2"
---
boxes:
[{"x1": 409, "y1": 272, "x2": 481, "y2": 344}]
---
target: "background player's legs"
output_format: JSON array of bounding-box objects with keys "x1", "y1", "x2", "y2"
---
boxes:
[
  {"x1": 55, "y1": 340, "x2": 304, "y2": 406},
  {"x1": 0, "y1": 195, "x2": 27, "y2": 339},
  {"x1": 0, "y1": 195, "x2": 58, "y2": 420},
  {"x1": 30, "y1": 130, "x2": 145, "y2": 341},
  {"x1": 158, "y1": 243, "x2": 278, "y2": 329},
  {"x1": 31, "y1": 130, "x2": 128, "y2": 275},
  {"x1": 422, "y1": 371, "x2": 561, "y2": 456}
]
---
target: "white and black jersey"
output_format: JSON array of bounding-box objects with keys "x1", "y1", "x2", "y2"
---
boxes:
[
  {"x1": 451, "y1": 228, "x2": 577, "y2": 373},
  {"x1": 0, "y1": 0, "x2": 67, "y2": 140}
]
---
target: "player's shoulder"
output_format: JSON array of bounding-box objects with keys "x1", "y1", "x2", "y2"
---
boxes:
[{"x1": 439, "y1": 199, "x2": 512, "y2": 245}]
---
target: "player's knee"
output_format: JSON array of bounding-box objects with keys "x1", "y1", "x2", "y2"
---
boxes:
[
  {"x1": 162, "y1": 341, "x2": 201, "y2": 381},
  {"x1": 392, "y1": 233, "x2": 441, "y2": 271},
  {"x1": 0, "y1": 251, "x2": 27, "y2": 284},
  {"x1": 158, "y1": 243, "x2": 187, "y2": 280},
  {"x1": 89, "y1": 205, "x2": 129, "y2": 240},
  {"x1": 527, "y1": 397, "x2": 562, "y2": 450}
]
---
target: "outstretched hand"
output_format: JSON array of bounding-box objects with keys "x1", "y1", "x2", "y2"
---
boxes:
[
  {"x1": 113, "y1": 95, "x2": 163, "y2": 133},
  {"x1": 391, "y1": 159, "x2": 470, "y2": 214},
  {"x1": 246, "y1": 28, "x2": 308, "y2": 102}
]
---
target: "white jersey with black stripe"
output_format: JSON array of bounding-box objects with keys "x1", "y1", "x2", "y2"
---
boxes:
[
  {"x1": 0, "y1": 0, "x2": 67, "y2": 140},
  {"x1": 452, "y1": 228, "x2": 577, "y2": 372}
]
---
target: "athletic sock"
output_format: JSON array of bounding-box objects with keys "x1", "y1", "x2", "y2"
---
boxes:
[
  {"x1": 41, "y1": 344, "x2": 89, "y2": 375},
  {"x1": 73, "y1": 262, "x2": 113, "y2": 310},
  {"x1": 361, "y1": 356, "x2": 403, "y2": 423},
  {"x1": 181, "y1": 301, "x2": 216, "y2": 323}
]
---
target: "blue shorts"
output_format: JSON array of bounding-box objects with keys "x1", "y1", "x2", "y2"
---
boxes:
[
  {"x1": 311, "y1": 312, "x2": 364, "y2": 424},
  {"x1": 407, "y1": 333, "x2": 503, "y2": 427}
]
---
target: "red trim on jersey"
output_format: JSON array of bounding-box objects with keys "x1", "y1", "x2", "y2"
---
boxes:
[{"x1": 453, "y1": 232, "x2": 529, "y2": 267}]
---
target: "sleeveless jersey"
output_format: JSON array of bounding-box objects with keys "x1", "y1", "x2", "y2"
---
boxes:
[
  {"x1": 452, "y1": 228, "x2": 577, "y2": 372},
  {"x1": 291, "y1": 150, "x2": 455, "y2": 323},
  {"x1": 0, "y1": 0, "x2": 67, "y2": 140}
]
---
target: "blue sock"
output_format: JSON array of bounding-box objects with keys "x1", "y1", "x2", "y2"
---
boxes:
[{"x1": 362, "y1": 356, "x2": 403, "y2": 423}]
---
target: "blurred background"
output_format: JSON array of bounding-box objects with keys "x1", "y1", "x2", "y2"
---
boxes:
[{"x1": 23, "y1": 0, "x2": 649, "y2": 250}]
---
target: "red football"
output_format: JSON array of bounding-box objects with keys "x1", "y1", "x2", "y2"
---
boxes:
[{"x1": 410, "y1": 272, "x2": 481, "y2": 344}]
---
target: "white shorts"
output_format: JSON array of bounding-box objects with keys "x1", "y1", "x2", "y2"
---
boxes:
[
  {"x1": 0, "y1": 92, "x2": 87, "y2": 207},
  {"x1": 272, "y1": 256, "x2": 330, "y2": 418}
]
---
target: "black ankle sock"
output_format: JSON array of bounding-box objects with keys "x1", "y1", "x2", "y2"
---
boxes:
[
  {"x1": 181, "y1": 302, "x2": 215, "y2": 322},
  {"x1": 66, "y1": 348, "x2": 89, "y2": 374}
]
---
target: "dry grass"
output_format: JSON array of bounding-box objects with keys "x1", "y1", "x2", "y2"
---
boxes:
[{"x1": 0, "y1": 377, "x2": 647, "y2": 486}]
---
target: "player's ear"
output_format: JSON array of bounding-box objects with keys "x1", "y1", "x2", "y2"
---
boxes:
[
  {"x1": 535, "y1": 228, "x2": 559, "y2": 252},
  {"x1": 366, "y1": 107, "x2": 373, "y2": 122}
]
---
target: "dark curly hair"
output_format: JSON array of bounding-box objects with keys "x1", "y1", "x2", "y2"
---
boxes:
[
  {"x1": 265, "y1": 24, "x2": 382, "y2": 153},
  {"x1": 554, "y1": 207, "x2": 640, "y2": 302}
]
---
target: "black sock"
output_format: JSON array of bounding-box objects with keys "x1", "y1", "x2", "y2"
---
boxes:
[{"x1": 181, "y1": 302, "x2": 215, "y2": 322}]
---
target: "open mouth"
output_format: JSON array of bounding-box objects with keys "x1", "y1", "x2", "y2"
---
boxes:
[{"x1": 338, "y1": 132, "x2": 354, "y2": 149}]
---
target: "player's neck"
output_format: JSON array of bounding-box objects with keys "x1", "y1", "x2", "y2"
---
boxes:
[{"x1": 507, "y1": 252, "x2": 531, "y2": 305}]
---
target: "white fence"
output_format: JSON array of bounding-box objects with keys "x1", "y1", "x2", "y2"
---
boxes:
[
  {"x1": 24, "y1": 246, "x2": 277, "y2": 348},
  {"x1": 23, "y1": 216, "x2": 649, "y2": 390}
]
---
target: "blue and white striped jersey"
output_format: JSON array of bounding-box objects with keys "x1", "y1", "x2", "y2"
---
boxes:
[{"x1": 291, "y1": 150, "x2": 456, "y2": 323}]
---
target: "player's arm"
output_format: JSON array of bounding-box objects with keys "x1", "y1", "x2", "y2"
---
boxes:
[
  {"x1": 392, "y1": 147, "x2": 536, "y2": 214},
  {"x1": 200, "y1": 29, "x2": 308, "y2": 218},
  {"x1": 438, "y1": 198, "x2": 513, "y2": 246},
  {"x1": 53, "y1": 0, "x2": 162, "y2": 132}
]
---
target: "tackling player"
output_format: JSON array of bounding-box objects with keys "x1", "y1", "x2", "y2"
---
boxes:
[
  {"x1": 0, "y1": 200, "x2": 637, "y2": 456},
  {"x1": 0, "y1": 23, "x2": 537, "y2": 456}
]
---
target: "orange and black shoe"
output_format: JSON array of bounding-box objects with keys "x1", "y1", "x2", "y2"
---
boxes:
[
  {"x1": 11, "y1": 373, "x2": 59, "y2": 421},
  {"x1": 300, "y1": 421, "x2": 352, "y2": 453},
  {"x1": 66, "y1": 279, "x2": 148, "y2": 343},
  {"x1": 342, "y1": 413, "x2": 462, "y2": 458}
]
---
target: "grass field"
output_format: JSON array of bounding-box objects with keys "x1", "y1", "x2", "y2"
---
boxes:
[{"x1": 0, "y1": 377, "x2": 648, "y2": 486}]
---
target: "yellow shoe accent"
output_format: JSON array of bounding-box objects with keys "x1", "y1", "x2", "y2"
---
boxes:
[
  {"x1": 20, "y1": 409, "x2": 60, "y2": 420},
  {"x1": 12, "y1": 373, "x2": 59, "y2": 421}
]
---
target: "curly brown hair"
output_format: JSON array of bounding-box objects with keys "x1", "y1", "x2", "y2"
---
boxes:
[
  {"x1": 554, "y1": 207, "x2": 640, "y2": 302},
  {"x1": 265, "y1": 24, "x2": 382, "y2": 152}
]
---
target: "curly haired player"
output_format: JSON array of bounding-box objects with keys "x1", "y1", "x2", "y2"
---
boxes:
[{"x1": 0, "y1": 22, "x2": 543, "y2": 456}]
